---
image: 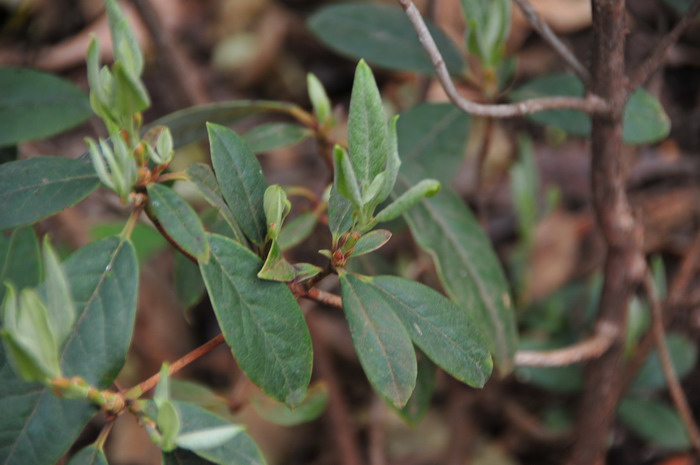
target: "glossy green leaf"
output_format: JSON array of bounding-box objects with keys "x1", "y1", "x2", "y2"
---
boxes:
[
  {"x1": 199, "y1": 234, "x2": 312, "y2": 406},
  {"x1": 67, "y1": 445, "x2": 108, "y2": 465},
  {"x1": 166, "y1": 401, "x2": 265, "y2": 465},
  {"x1": 0, "y1": 227, "x2": 41, "y2": 302},
  {"x1": 397, "y1": 163, "x2": 517, "y2": 374},
  {"x1": 370, "y1": 276, "x2": 493, "y2": 387},
  {"x1": 618, "y1": 398, "x2": 690, "y2": 450},
  {"x1": 348, "y1": 60, "x2": 389, "y2": 189},
  {"x1": 0, "y1": 157, "x2": 99, "y2": 231},
  {"x1": 0, "y1": 237, "x2": 138, "y2": 465},
  {"x1": 243, "y1": 123, "x2": 312, "y2": 154},
  {"x1": 339, "y1": 272, "x2": 417, "y2": 408},
  {"x1": 279, "y1": 212, "x2": 318, "y2": 251},
  {"x1": 147, "y1": 100, "x2": 305, "y2": 148},
  {"x1": 392, "y1": 354, "x2": 436, "y2": 426},
  {"x1": 251, "y1": 382, "x2": 328, "y2": 426},
  {"x1": 91, "y1": 222, "x2": 167, "y2": 264},
  {"x1": 352, "y1": 230, "x2": 391, "y2": 258},
  {"x1": 631, "y1": 333, "x2": 698, "y2": 391},
  {"x1": 397, "y1": 103, "x2": 470, "y2": 184},
  {"x1": 208, "y1": 124, "x2": 268, "y2": 246},
  {"x1": 307, "y1": 3, "x2": 465, "y2": 75},
  {"x1": 0, "y1": 68, "x2": 92, "y2": 147},
  {"x1": 185, "y1": 163, "x2": 245, "y2": 244},
  {"x1": 147, "y1": 184, "x2": 210, "y2": 263},
  {"x1": 510, "y1": 73, "x2": 671, "y2": 144}
]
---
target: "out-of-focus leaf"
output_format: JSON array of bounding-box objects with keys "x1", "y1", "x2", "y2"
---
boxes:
[
  {"x1": 91, "y1": 223, "x2": 166, "y2": 263},
  {"x1": 0, "y1": 157, "x2": 98, "y2": 231},
  {"x1": 243, "y1": 123, "x2": 312, "y2": 154},
  {"x1": 631, "y1": 333, "x2": 698, "y2": 391},
  {"x1": 515, "y1": 338, "x2": 583, "y2": 393},
  {"x1": 175, "y1": 251, "x2": 206, "y2": 311},
  {"x1": 199, "y1": 234, "x2": 312, "y2": 406},
  {"x1": 307, "y1": 3, "x2": 465, "y2": 75},
  {"x1": 397, "y1": 103, "x2": 470, "y2": 184},
  {"x1": 251, "y1": 382, "x2": 328, "y2": 426},
  {"x1": 147, "y1": 100, "x2": 306, "y2": 148},
  {"x1": 279, "y1": 212, "x2": 318, "y2": 251},
  {"x1": 510, "y1": 74, "x2": 671, "y2": 145},
  {"x1": 147, "y1": 184, "x2": 210, "y2": 263},
  {"x1": 0, "y1": 68, "x2": 92, "y2": 147},
  {"x1": 618, "y1": 398, "x2": 690, "y2": 451},
  {"x1": 66, "y1": 445, "x2": 108, "y2": 465},
  {"x1": 0, "y1": 227, "x2": 41, "y2": 301},
  {"x1": 392, "y1": 354, "x2": 436, "y2": 426}
]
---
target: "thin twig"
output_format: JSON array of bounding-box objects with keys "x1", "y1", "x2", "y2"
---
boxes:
[
  {"x1": 628, "y1": 0, "x2": 700, "y2": 91},
  {"x1": 125, "y1": 333, "x2": 226, "y2": 398},
  {"x1": 395, "y1": 0, "x2": 608, "y2": 117},
  {"x1": 515, "y1": 322, "x2": 617, "y2": 367},
  {"x1": 512, "y1": 0, "x2": 590, "y2": 83},
  {"x1": 305, "y1": 287, "x2": 343, "y2": 309},
  {"x1": 642, "y1": 271, "x2": 700, "y2": 453}
]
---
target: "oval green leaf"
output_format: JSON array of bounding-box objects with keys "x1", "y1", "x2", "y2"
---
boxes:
[
  {"x1": 618, "y1": 398, "x2": 691, "y2": 451},
  {"x1": 0, "y1": 227, "x2": 41, "y2": 302},
  {"x1": 243, "y1": 122, "x2": 312, "y2": 154},
  {"x1": 396, "y1": 163, "x2": 517, "y2": 375},
  {"x1": 0, "y1": 157, "x2": 99, "y2": 231},
  {"x1": 339, "y1": 273, "x2": 417, "y2": 408},
  {"x1": 199, "y1": 234, "x2": 312, "y2": 406},
  {"x1": 147, "y1": 184, "x2": 210, "y2": 263},
  {"x1": 0, "y1": 68, "x2": 92, "y2": 147},
  {"x1": 631, "y1": 333, "x2": 698, "y2": 391},
  {"x1": 207, "y1": 124, "x2": 268, "y2": 246},
  {"x1": 0, "y1": 237, "x2": 138, "y2": 465},
  {"x1": 307, "y1": 3, "x2": 465, "y2": 75}
]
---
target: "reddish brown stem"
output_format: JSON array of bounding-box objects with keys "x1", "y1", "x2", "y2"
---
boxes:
[
  {"x1": 126, "y1": 334, "x2": 225, "y2": 398},
  {"x1": 305, "y1": 287, "x2": 343, "y2": 309}
]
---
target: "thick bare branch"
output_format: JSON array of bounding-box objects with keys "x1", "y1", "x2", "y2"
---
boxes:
[
  {"x1": 395, "y1": 0, "x2": 607, "y2": 117},
  {"x1": 512, "y1": 0, "x2": 590, "y2": 83},
  {"x1": 628, "y1": 0, "x2": 700, "y2": 91},
  {"x1": 515, "y1": 323, "x2": 617, "y2": 367}
]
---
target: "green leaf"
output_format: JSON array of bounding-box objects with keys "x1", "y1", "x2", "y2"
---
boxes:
[
  {"x1": 41, "y1": 237, "x2": 75, "y2": 347},
  {"x1": 397, "y1": 164, "x2": 517, "y2": 374},
  {"x1": 91, "y1": 222, "x2": 167, "y2": 264},
  {"x1": 0, "y1": 227, "x2": 41, "y2": 302},
  {"x1": 104, "y1": 0, "x2": 144, "y2": 76},
  {"x1": 397, "y1": 103, "x2": 470, "y2": 184},
  {"x1": 185, "y1": 163, "x2": 245, "y2": 244},
  {"x1": 243, "y1": 123, "x2": 312, "y2": 154},
  {"x1": 351, "y1": 230, "x2": 392, "y2": 258},
  {"x1": 307, "y1": 73, "x2": 332, "y2": 124},
  {"x1": 392, "y1": 354, "x2": 436, "y2": 426},
  {"x1": 333, "y1": 145, "x2": 363, "y2": 210},
  {"x1": 623, "y1": 88, "x2": 671, "y2": 145},
  {"x1": 199, "y1": 234, "x2": 312, "y2": 406},
  {"x1": 164, "y1": 449, "x2": 218, "y2": 465},
  {"x1": 374, "y1": 179, "x2": 441, "y2": 225},
  {"x1": 251, "y1": 382, "x2": 328, "y2": 426},
  {"x1": 177, "y1": 425, "x2": 244, "y2": 451},
  {"x1": 460, "y1": 0, "x2": 511, "y2": 67},
  {"x1": 175, "y1": 251, "x2": 206, "y2": 310},
  {"x1": 207, "y1": 124, "x2": 268, "y2": 246},
  {"x1": 510, "y1": 73, "x2": 671, "y2": 144},
  {"x1": 339, "y1": 273, "x2": 417, "y2": 408},
  {"x1": 147, "y1": 100, "x2": 306, "y2": 149},
  {"x1": 0, "y1": 237, "x2": 138, "y2": 465},
  {"x1": 158, "y1": 399, "x2": 182, "y2": 452},
  {"x1": 170, "y1": 380, "x2": 233, "y2": 420},
  {"x1": 0, "y1": 68, "x2": 92, "y2": 147},
  {"x1": 257, "y1": 240, "x2": 296, "y2": 282},
  {"x1": 307, "y1": 3, "x2": 465, "y2": 75},
  {"x1": 662, "y1": 0, "x2": 699, "y2": 14},
  {"x1": 147, "y1": 184, "x2": 210, "y2": 263},
  {"x1": 263, "y1": 185, "x2": 291, "y2": 241},
  {"x1": 348, "y1": 60, "x2": 389, "y2": 189},
  {"x1": 291, "y1": 263, "x2": 322, "y2": 283},
  {"x1": 66, "y1": 445, "x2": 108, "y2": 465},
  {"x1": 618, "y1": 398, "x2": 691, "y2": 451},
  {"x1": 328, "y1": 187, "x2": 354, "y2": 241},
  {"x1": 631, "y1": 333, "x2": 698, "y2": 391},
  {"x1": 0, "y1": 157, "x2": 99, "y2": 231},
  {"x1": 167, "y1": 401, "x2": 265, "y2": 465},
  {"x1": 369, "y1": 276, "x2": 493, "y2": 387},
  {"x1": 279, "y1": 212, "x2": 318, "y2": 251}
]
